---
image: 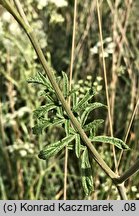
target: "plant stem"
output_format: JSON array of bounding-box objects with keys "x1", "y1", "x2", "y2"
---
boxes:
[
  {"x1": 64, "y1": 0, "x2": 78, "y2": 200},
  {"x1": 118, "y1": 98, "x2": 139, "y2": 167},
  {"x1": 96, "y1": 0, "x2": 118, "y2": 174},
  {"x1": 64, "y1": 146, "x2": 68, "y2": 200},
  {"x1": 116, "y1": 183, "x2": 127, "y2": 200},
  {"x1": 69, "y1": 0, "x2": 77, "y2": 99},
  {"x1": 13, "y1": 0, "x2": 30, "y2": 26},
  {"x1": 116, "y1": 159, "x2": 139, "y2": 184}
]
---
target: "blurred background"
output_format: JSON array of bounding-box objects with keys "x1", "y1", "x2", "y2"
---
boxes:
[{"x1": 0, "y1": 0, "x2": 139, "y2": 199}]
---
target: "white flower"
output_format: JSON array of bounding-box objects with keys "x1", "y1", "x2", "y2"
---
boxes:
[
  {"x1": 96, "y1": 76, "x2": 103, "y2": 82},
  {"x1": 37, "y1": 0, "x2": 48, "y2": 10},
  {"x1": 2, "y1": 11, "x2": 11, "y2": 22},
  {"x1": 20, "y1": 150, "x2": 27, "y2": 157},
  {"x1": 100, "y1": 51, "x2": 109, "y2": 58},
  {"x1": 96, "y1": 85, "x2": 102, "y2": 91},
  {"x1": 90, "y1": 46, "x2": 98, "y2": 54},
  {"x1": 106, "y1": 42, "x2": 116, "y2": 54},
  {"x1": 87, "y1": 75, "x2": 92, "y2": 80},
  {"x1": 104, "y1": 37, "x2": 112, "y2": 43},
  {"x1": 49, "y1": 0, "x2": 68, "y2": 7},
  {"x1": 50, "y1": 12, "x2": 64, "y2": 23},
  {"x1": 131, "y1": 186, "x2": 137, "y2": 192},
  {"x1": 9, "y1": 22, "x2": 21, "y2": 35}
]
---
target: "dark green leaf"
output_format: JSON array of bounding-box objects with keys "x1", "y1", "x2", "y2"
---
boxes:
[
  {"x1": 39, "y1": 91, "x2": 55, "y2": 102},
  {"x1": 75, "y1": 134, "x2": 81, "y2": 158},
  {"x1": 69, "y1": 87, "x2": 80, "y2": 96},
  {"x1": 81, "y1": 148, "x2": 90, "y2": 168},
  {"x1": 52, "y1": 118, "x2": 65, "y2": 127},
  {"x1": 33, "y1": 103, "x2": 57, "y2": 118},
  {"x1": 38, "y1": 135, "x2": 76, "y2": 160},
  {"x1": 65, "y1": 120, "x2": 70, "y2": 135},
  {"x1": 72, "y1": 92, "x2": 78, "y2": 109},
  {"x1": 90, "y1": 136, "x2": 130, "y2": 150},
  {"x1": 32, "y1": 120, "x2": 52, "y2": 134},
  {"x1": 80, "y1": 149, "x2": 94, "y2": 195},
  {"x1": 81, "y1": 175, "x2": 94, "y2": 196},
  {"x1": 27, "y1": 72, "x2": 54, "y2": 92},
  {"x1": 74, "y1": 89, "x2": 96, "y2": 112},
  {"x1": 84, "y1": 119, "x2": 104, "y2": 132},
  {"x1": 62, "y1": 71, "x2": 69, "y2": 98},
  {"x1": 81, "y1": 102, "x2": 106, "y2": 125}
]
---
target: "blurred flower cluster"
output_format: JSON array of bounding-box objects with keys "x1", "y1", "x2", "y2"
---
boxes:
[
  {"x1": 7, "y1": 139, "x2": 35, "y2": 157},
  {"x1": 90, "y1": 37, "x2": 116, "y2": 58},
  {"x1": 72, "y1": 75, "x2": 103, "y2": 100},
  {"x1": 37, "y1": 0, "x2": 68, "y2": 9}
]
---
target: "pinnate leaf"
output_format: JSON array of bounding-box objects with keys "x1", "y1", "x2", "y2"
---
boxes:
[
  {"x1": 90, "y1": 136, "x2": 130, "y2": 150},
  {"x1": 80, "y1": 148, "x2": 94, "y2": 195},
  {"x1": 38, "y1": 135, "x2": 75, "y2": 160},
  {"x1": 62, "y1": 71, "x2": 69, "y2": 98},
  {"x1": 84, "y1": 119, "x2": 104, "y2": 132},
  {"x1": 75, "y1": 134, "x2": 81, "y2": 158},
  {"x1": 81, "y1": 102, "x2": 106, "y2": 125},
  {"x1": 27, "y1": 71, "x2": 54, "y2": 92},
  {"x1": 74, "y1": 89, "x2": 96, "y2": 112},
  {"x1": 33, "y1": 103, "x2": 57, "y2": 118}
]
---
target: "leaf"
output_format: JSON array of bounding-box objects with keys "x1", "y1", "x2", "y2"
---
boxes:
[
  {"x1": 32, "y1": 117, "x2": 64, "y2": 134},
  {"x1": 81, "y1": 175, "x2": 94, "y2": 196},
  {"x1": 57, "y1": 106, "x2": 63, "y2": 117},
  {"x1": 75, "y1": 134, "x2": 81, "y2": 158},
  {"x1": 72, "y1": 92, "x2": 78, "y2": 109},
  {"x1": 84, "y1": 119, "x2": 104, "y2": 132},
  {"x1": 32, "y1": 120, "x2": 52, "y2": 134},
  {"x1": 65, "y1": 120, "x2": 70, "y2": 135},
  {"x1": 81, "y1": 102, "x2": 106, "y2": 125},
  {"x1": 80, "y1": 148, "x2": 94, "y2": 195},
  {"x1": 38, "y1": 135, "x2": 75, "y2": 160},
  {"x1": 33, "y1": 103, "x2": 57, "y2": 118},
  {"x1": 74, "y1": 89, "x2": 96, "y2": 112},
  {"x1": 52, "y1": 118, "x2": 65, "y2": 127},
  {"x1": 69, "y1": 87, "x2": 79, "y2": 95},
  {"x1": 90, "y1": 136, "x2": 130, "y2": 150},
  {"x1": 39, "y1": 91, "x2": 55, "y2": 103},
  {"x1": 62, "y1": 71, "x2": 69, "y2": 98},
  {"x1": 81, "y1": 148, "x2": 90, "y2": 168},
  {"x1": 27, "y1": 71, "x2": 54, "y2": 92}
]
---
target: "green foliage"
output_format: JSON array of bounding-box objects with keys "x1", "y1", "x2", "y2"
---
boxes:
[
  {"x1": 90, "y1": 136, "x2": 130, "y2": 150},
  {"x1": 84, "y1": 119, "x2": 104, "y2": 136},
  {"x1": 27, "y1": 71, "x2": 54, "y2": 92},
  {"x1": 73, "y1": 89, "x2": 97, "y2": 112},
  {"x1": 80, "y1": 148, "x2": 94, "y2": 196},
  {"x1": 39, "y1": 135, "x2": 75, "y2": 160},
  {"x1": 75, "y1": 134, "x2": 81, "y2": 158},
  {"x1": 62, "y1": 71, "x2": 69, "y2": 98},
  {"x1": 28, "y1": 71, "x2": 128, "y2": 196},
  {"x1": 80, "y1": 103, "x2": 106, "y2": 125}
]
